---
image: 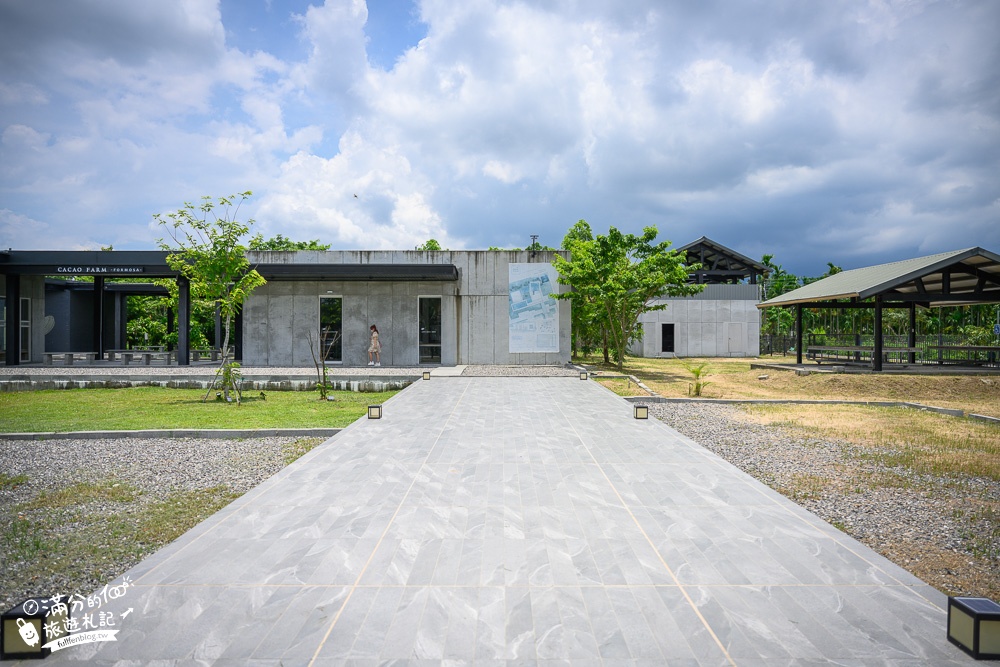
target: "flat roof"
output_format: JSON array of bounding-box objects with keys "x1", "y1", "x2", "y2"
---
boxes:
[
  {"x1": 257, "y1": 263, "x2": 459, "y2": 281},
  {"x1": 0, "y1": 251, "x2": 459, "y2": 282}
]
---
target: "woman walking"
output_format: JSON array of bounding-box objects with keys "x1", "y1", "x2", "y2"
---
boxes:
[{"x1": 368, "y1": 324, "x2": 381, "y2": 366}]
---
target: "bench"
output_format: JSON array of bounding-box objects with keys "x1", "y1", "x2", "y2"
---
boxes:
[
  {"x1": 106, "y1": 349, "x2": 175, "y2": 365},
  {"x1": 926, "y1": 345, "x2": 1000, "y2": 366},
  {"x1": 43, "y1": 352, "x2": 98, "y2": 366},
  {"x1": 806, "y1": 345, "x2": 921, "y2": 365},
  {"x1": 126, "y1": 350, "x2": 174, "y2": 365},
  {"x1": 107, "y1": 349, "x2": 227, "y2": 364}
]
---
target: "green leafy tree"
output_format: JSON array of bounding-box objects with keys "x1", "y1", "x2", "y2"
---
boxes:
[
  {"x1": 249, "y1": 234, "x2": 331, "y2": 251},
  {"x1": 761, "y1": 254, "x2": 800, "y2": 335},
  {"x1": 553, "y1": 225, "x2": 701, "y2": 371},
  {"x1": 417, "y1": 239, "x2": 443, "y2": 251},
  {"x1": 155, "y1": 191, "x2": 266, "y2": 401},
  {"x1": 559, "y1": 220, "x2": 603, "y2": 358}
]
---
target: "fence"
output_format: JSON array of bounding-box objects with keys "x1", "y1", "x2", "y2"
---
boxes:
[{"x1": 758, "y1": 333, "x2": 999, "y2": 367}]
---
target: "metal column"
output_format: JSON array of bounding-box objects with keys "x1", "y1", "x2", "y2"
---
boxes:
[
  {"x1": 873, "y1": 295, "x2": 883, "y2": 372},
  {"x1": 92, "y1": 276, "x2": 105, "y2": 359},
  {"x1": 4, "y1": 274, "x2": 20, "y2": 366},
  {"x1": 177, "y1": 276, "x2": 190, "y2": 366},
  {"x1": 795, "y1": 304, "x2": 803, "y2": 365}
]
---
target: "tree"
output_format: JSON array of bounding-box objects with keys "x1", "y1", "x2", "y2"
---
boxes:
[
  {"x1": 559, "y1": 220, "x2": 603, "y2": 358},
  {"x1": 553, "y1": 225, "x2": 701, "y2": 371},
  {"x1": 417, "y1": 239, "x2": 443, "y2": 251},
  {"x1": 155, "y1": 191, "x2": 266, "y2": 402},
  {"x1": 761, "y1": 254, "x2": 800, "y2": 336},
  {"x1": 249, "y1": 234, "x2": 330, "y2": 251}
]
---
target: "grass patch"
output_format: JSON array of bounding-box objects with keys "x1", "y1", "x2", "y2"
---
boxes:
[
  {"x1": 961, "y1": 503, "x2": 1000, "y2": 562},
  {"x1": 0, "y1": 473, "x2": 29, "y2": 490},
  {"x1": 595, "y1": 377, "x2": 648, "y2": 396},
  {"x1": 282, "y1": 437, "x2": 324, "y2": 465},
  {"x1": 576, "y1": 354, "x2": 1000, "y2": 416},
  {"x1": 2, "y1": 485, "x2": 244, "y2": 605},
  {"x1": 23, "y1": 480, "x2": 140, "y2": 509},
  {"x1": 0, "y1": 387, "x2": 399, "y2": 433},
  {"x1": 778, "y1": 472, "x2": 830, "y2": 501},
  {"x1": 131, "y1": 486, "x2": 241, "y2": 545},
  {"x1": 2, "y1": 515, "x2": 53, "y2": 561},
  {"x1": 740, "y1": 404, "x2": 1000, "y2": 481}
]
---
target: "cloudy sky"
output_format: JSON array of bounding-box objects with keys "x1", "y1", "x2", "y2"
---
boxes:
[{"x1": 1, "y1": 0, "x2": 997, "y2": 276}]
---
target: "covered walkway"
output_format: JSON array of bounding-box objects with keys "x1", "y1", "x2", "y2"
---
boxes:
[{"x1": 36, "y1": 376, "x2": 973, "y2": 665}]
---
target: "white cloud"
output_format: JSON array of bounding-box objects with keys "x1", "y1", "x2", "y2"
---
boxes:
[
  {"x1": 0, "y1": 0, "x2": 997, "y2": 271},
  {"x1": 256, "y1": 130, "x2": 453, "y2": 249},
  {"x1": 0, "y1": 209, "x2": 49, "y2": 249}
]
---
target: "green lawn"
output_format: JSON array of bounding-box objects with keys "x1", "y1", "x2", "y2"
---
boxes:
[{"x1": 0, "y1": 387, "x2": 399, "y2": 432}]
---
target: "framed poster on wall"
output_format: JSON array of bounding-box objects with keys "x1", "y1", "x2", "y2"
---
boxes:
[{"x1": 508, "y1": 263, "x2": 559, "y2": 353}]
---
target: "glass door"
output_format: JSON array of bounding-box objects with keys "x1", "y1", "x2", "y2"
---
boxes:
[
  {"x1": 319, "y1": 297, "x2": 343, "y2": 362},
  {"x1": 418, "y1": 297, "x2": 441, "y2": 363}
]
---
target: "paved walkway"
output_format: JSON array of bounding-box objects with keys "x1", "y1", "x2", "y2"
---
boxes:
[{"x1": 36, "y1": 377, "x2": 973, "y2": 665}]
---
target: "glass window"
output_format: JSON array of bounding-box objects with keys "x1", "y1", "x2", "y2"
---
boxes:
[
  {"x1": 419, "y1": 297, "x2": 442, "y2": 363},
  {"x1": 20, "y1": 297, "x2": 30, "y2": 361},
  {"x1": 319, "y1": 297, "x2": 342, "y2": 362}
]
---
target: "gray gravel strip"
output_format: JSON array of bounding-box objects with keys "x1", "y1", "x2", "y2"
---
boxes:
[
  {"x1": 0, "y1": 435, "x2": 321, "y2": 610},
  {"x1": 652, "y1": 401, "x2": 1000, "y2": 597}
]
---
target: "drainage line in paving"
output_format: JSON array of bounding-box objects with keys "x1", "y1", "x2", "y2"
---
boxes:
[
  {"x1": 307, "y1": 379, "x2": 474, "y2": 666},
  {"x1": 556, "y1": 394, "x2": 738, "y2": 667}
]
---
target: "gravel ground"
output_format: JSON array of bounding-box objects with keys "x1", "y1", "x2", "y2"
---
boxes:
[
  {"x1": 653, "y1": 401, "x2": 1000, "y2": 599},
  {"x1": 3, "y1": 377, "x2": 995, "y2": 613},
  {"x1": 0, "y1": 436, "x2": 308, "y2": 611}
]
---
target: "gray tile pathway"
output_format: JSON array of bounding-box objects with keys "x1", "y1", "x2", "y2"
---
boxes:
[{"x1": 34, "y1": 377, "x2": 975, "y2": 665}]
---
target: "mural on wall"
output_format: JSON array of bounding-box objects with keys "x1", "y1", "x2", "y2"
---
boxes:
[{"x1": 508, "y1": 263, "x2": 560, "y2": 353}]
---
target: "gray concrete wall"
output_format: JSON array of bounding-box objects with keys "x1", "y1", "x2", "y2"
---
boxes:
[
  {"x1": 242, "y1": 250, "x2": 571, "y2": 367},
  {"x1": 633, "y1": 284, "x2": 761, "y2": 358},
  {"x1": 6, "y1": 276, "x2": 46, "y2": 363}
]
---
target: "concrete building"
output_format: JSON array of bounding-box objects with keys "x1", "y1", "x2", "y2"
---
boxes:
[
  {"x1": 632, "y1": 237, "x2": 765, "y2": 358},
  {"x1": 1, "y1": 249, "x2": 571, "y2": 366},
  {"x1": 3, "y1": 242, "x2": 762, "y2": 365},
  {"x1": 242, "y1": 250, "x2": 571, "y2": 366}
]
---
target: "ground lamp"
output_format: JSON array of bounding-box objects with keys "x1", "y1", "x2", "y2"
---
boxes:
[
  {"x1": 368, "y1": 404, "x2": 382, "y2": 419},
  {"x1": 2, "y1": 596, "x2": 69, "y2": 660},
  {"x1": 948, "y1": 596, "x2": 1000, "y2": 660},
  {"x1": 579, "y1": 371, "x2": 588, "y2": 380},
  {"x1": 633, "y1": 404, "x2": 648, "y2": 419},
  {"x1": 422, "y1": 371, "x2": 431, "y2": 380}
]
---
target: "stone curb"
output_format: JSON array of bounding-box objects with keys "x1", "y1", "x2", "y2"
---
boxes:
[
  {"x1": 619, "y1": 396, "x2": 997, "y2": 421},
  {"x1": 0, "y1": 428, "x2": 343, "y2": 441}
]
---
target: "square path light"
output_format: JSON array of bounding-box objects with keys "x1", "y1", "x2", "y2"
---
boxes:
[
  {"x1": 422, "y1": 371, "x2": 431, "y2": 380},
  {"x1": 368, "y1": 404, "x2": 382, "y2": 419},
  {"x1": 2, "y1": 596, "x2": 69, "y2": 660},
  {"x1": 633, "y1": 404, "x2": 648, "y2": 419},
  {"x1": 579, "y1": 371, "x2": 588, "y2": 380},
  {"x1": 948, "y1": 596, "x2": 1000, "y2": 660}
]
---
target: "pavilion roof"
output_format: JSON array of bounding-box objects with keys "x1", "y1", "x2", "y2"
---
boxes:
[{"x1": 758, "y1": 247, "x2": 1000, "y2": 308}]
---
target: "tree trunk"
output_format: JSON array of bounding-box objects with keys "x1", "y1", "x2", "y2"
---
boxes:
[{"x1": 202, "y1": 312, "x2": 233, "y2": 402}]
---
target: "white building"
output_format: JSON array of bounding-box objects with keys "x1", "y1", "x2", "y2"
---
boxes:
[{"x1": 632, "y1": 237, "x2": 764, "y2": 358}]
